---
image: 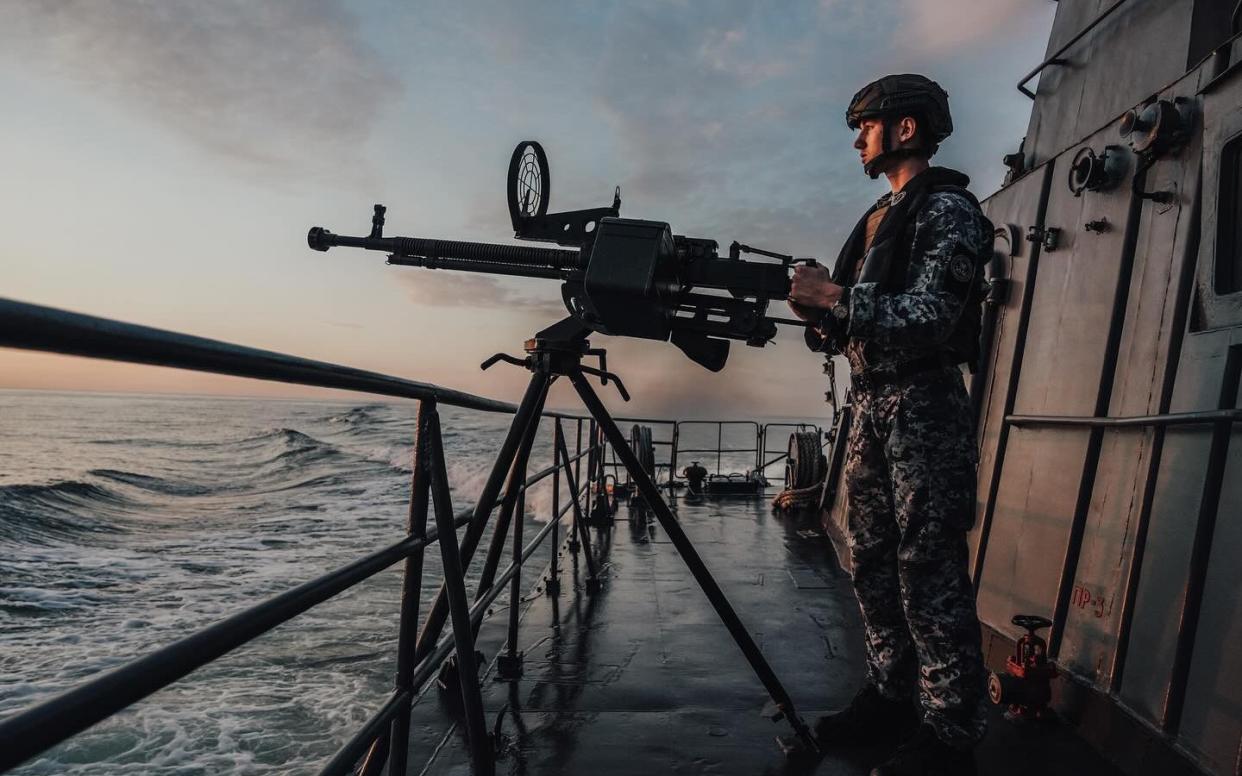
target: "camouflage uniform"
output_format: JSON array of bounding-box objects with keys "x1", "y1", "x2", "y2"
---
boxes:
[{"x1": 810, "y1": 176, "x2": 990, "y2": 748}]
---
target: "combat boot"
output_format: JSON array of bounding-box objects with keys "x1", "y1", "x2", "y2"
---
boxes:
[
  {"x1": 869, "y1": 724, "x2": 978, "y2": 776},
  {"x1": 814, "y1": 684, "x2": 919, "y2": 747}
]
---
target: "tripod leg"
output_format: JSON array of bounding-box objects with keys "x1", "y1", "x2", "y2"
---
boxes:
[
  {"x1": 414, "y1": 372, "x2": 548, "y2": 662},
  {"x1": 567, "y1": 371, "x2": 818, "y2": 752},
  {"x1": 427, "y1": 410, "x2": 495, "y2": 776},
  {"x1": 555, "y1": 429, "x2": 600, "y2": 591},
  {"x1": 473, "y1": 377, "x2": 550, "y2": 608}
]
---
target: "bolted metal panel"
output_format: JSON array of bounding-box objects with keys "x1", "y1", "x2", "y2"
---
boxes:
[
  {"x1": 1178, "y1": 426, "x2": 1242, "y2": 774},
  {"x1": 1026, "y1": 0, "x2": 1195, "y2": 169},
  {"x1": 1120, "y1": 331, "x2": 1240, "y2": 722},
  {"x1": 977, "y1": 120, "x2": 1141, "y2": 646},
  {"x1": 1011, "y1": 143, "x2": 1137, "y2": 418},
  {"x1": 976, "y1": 425, "x2": 1090, "y2": 643},
  {"x1": 971, "y1": 164, "x2": 1054, "y2": 576},
  {"x1": 1058, "y1": 79, "x2": 1205, "y2": 686},
  {"x1": 1120, "y1": 420, "x2": 1217, "y2": 721}
]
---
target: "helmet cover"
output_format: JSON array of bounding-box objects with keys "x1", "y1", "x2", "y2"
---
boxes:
[{"x1": 847, "y1": 74, "x2": 953, "y2": 145}]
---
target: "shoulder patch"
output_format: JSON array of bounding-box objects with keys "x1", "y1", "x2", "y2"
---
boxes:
[{"x1": 949, "y1": 254, "x2": 975, "y2": 283}]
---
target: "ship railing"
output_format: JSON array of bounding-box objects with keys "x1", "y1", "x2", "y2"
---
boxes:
[
  {"x1": 592, "y1": 420, "x2": 824, "y2": 486},
  {"x1": 0, "y1": 297, "x2": 609, "y2": 775},
  {"x1": 0, "y1": 297, "x2": 822, "y2": 775},
  {"x1": 1016, "y1": 0, "x2": 1130, "y2": 99}
]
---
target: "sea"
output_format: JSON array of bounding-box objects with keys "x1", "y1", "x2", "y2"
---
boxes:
[{"x1": 0, "y1": 390, "x2": 796, "y2": 775}]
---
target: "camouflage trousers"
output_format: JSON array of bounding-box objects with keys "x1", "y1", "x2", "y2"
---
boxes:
[{"x1": 844, "y1": 365, "x2": 988, "y2": 748}]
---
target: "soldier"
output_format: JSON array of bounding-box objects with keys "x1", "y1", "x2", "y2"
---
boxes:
[{"x1": 787, "y1": 74, "x2": 991, "y2": 776}]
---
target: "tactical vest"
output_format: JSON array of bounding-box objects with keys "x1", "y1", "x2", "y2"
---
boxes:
[{"x1": 828, "y1": 166, "x2": 992, "y2": 369}]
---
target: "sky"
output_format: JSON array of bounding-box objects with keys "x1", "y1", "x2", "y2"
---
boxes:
[{"x1": 0, "y1": 0, "x2": 1057, "y2": 418}]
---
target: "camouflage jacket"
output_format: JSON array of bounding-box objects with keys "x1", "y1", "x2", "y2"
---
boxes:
[{"x1": 806, "y1": 167, "x2": 992, "y2": 374}]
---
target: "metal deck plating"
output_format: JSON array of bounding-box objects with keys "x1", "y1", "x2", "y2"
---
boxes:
[{"x1": 411, "y1": 497, "x2": 1120, "y2": 776}]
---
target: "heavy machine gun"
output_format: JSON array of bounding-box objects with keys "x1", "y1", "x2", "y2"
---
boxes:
[
  {"x1": 308, "y1": 141, "x2": 814, "y2": 372},
  {"x1": 307, "y1": 142, "x2": 825, "y2": 754}
]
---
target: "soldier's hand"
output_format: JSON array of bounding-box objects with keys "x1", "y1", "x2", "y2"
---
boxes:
[
  {"x1": 786, "y1": 300, "x2": 820, "y2": 322},
  {"x1": 789, "y1": 264, "x2": 843, "y2": 309}
]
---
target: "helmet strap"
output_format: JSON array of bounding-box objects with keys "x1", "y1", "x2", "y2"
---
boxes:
[
  {"x1": 864, "y1": 118, "x2": 925, "y2": 180},
  {"x1": 864, "y1": 117, "x2": 892, "y2": 180}
]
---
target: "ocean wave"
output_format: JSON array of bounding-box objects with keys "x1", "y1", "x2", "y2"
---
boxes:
[
  {"x1": 326, "y1": 405, "x2": 386, "y2": 426},
  {"x1": 88, "y1": 469, "x2": 214, "y2": 497},
  {"x1": 87, "y1": 427, "x2": 331, "y2": 454},
  {"x1": 0, "y1": 585, "x2": 113, "y2": 615},
  {"x1": 250, "y1": 430, "x2": 343, "y2": 475},
  {"x1": 0, "y1": 481, "x2": 129, "y2": 545}
]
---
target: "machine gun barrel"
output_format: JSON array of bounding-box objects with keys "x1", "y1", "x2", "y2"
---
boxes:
[{"x1": 307, "y1": 227, "x2": 583, "y2": 279}]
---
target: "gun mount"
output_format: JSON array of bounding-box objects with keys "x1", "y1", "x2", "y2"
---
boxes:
[{"x1": 308, "y1": 141, "x2": 813, "y2": 371}]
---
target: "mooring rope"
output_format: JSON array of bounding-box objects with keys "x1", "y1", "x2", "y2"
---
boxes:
[{"x1": 771, "y1": 479, "x2": 825, "y2": 511}]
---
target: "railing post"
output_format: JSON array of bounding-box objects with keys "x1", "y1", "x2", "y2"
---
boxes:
[
  {"x1": 497, "y1": 464, "x2": 526, "y2": 680},
  {"x1": 499, "y1": 408, "x2": 548, "y2": 680},
  {"x1": 583, "y1": 420, "x2": 596, "y2": 530},
  {"x1": 716, "y1": 422, "x2": 723, "y2": 475},
  {"x1": 669, "y1": 422, "x2": 679, "y2": 491},
  {"x1": 384, "y1": 400, "x2": 434, "y2": 776},
  {"x1": 426, "y1": 409, "x2": 494, "y2": 776},
  {"x1": 413, "y1": 375, "x2": 547, "y2": 666},
  {"x1": 556, "y1": 429, "x2": 600, "y2": 594},
  {"x1": 568, "y1": 420, "x2": 583, "y2": 554},
  {"x1": 546, "y1": 420, "x2": 563, "y2": 596},
  {"x1": 588, "y1": 423, "x2": 612, "y2": 526}
]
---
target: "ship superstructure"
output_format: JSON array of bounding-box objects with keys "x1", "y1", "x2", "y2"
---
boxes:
[{"x1": 819, "y1": 2, "x2": 1242, "y2": 773}]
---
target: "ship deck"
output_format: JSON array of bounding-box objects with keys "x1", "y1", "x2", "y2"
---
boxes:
[{"x1": 407, "y1": 494, "x2": 1120, "y2": 776}]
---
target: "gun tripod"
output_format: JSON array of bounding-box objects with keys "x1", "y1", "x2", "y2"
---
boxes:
[{"x1": 441, "y1": 317, "x2": 817, "y2": 772}]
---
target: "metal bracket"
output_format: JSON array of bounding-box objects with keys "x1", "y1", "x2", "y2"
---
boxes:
[
  {"x1": 496, "y1": 652, "x2": 524, "y2": 681},
  {"x1": 481, "y1": 352, "x2": 529, "y2": 371},
  {"x1": 1026, "y1": 225, "x2": 1060, "y2": 253}
]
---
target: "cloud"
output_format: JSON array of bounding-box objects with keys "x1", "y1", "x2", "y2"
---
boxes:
[
  {"x1": 894, "y1": 0, "x2": 1052, "y2": 55},
  {"x1": 396, "y1": 271, "x2": 565, "y2": 319},
  {"x1": 0, "y1": 1, "x2": 400, "y2": 177}
]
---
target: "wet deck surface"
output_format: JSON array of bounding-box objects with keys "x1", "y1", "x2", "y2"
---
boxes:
[{"x1": 408, "y1": 495, "x2": 1122, "y2": 776}]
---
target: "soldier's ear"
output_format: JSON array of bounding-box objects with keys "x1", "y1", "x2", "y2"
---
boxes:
[{"x1": 897, "y1": 116, "x2": 919, "y2": 145}]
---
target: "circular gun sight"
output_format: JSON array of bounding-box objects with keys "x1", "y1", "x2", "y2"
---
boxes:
[{"x1": 508, "y1": 141, "x2": 550, "y2": 231}]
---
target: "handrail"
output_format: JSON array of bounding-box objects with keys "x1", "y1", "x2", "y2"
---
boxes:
[
  {"x1": 0, "y1": 297, "x2": 568, "y2": 417},
  {"x1": 319, "y1": 690, "x2": 411, "y2": 776},
  {"x1": 1017, "y1": 0, "x2": 1129, "y2": 99},
  {"x1": 1007, "y1": 409, "x2": 1242, "y2": 428}
]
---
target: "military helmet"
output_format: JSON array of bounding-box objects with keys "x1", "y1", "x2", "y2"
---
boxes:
[{"x1": 846, "y1": 74, "x2": 953, "y2": 145}]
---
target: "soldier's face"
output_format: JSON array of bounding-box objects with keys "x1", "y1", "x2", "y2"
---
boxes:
[{"x1": 853, "y1": 119, "x2": 885, "y2": 170}]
